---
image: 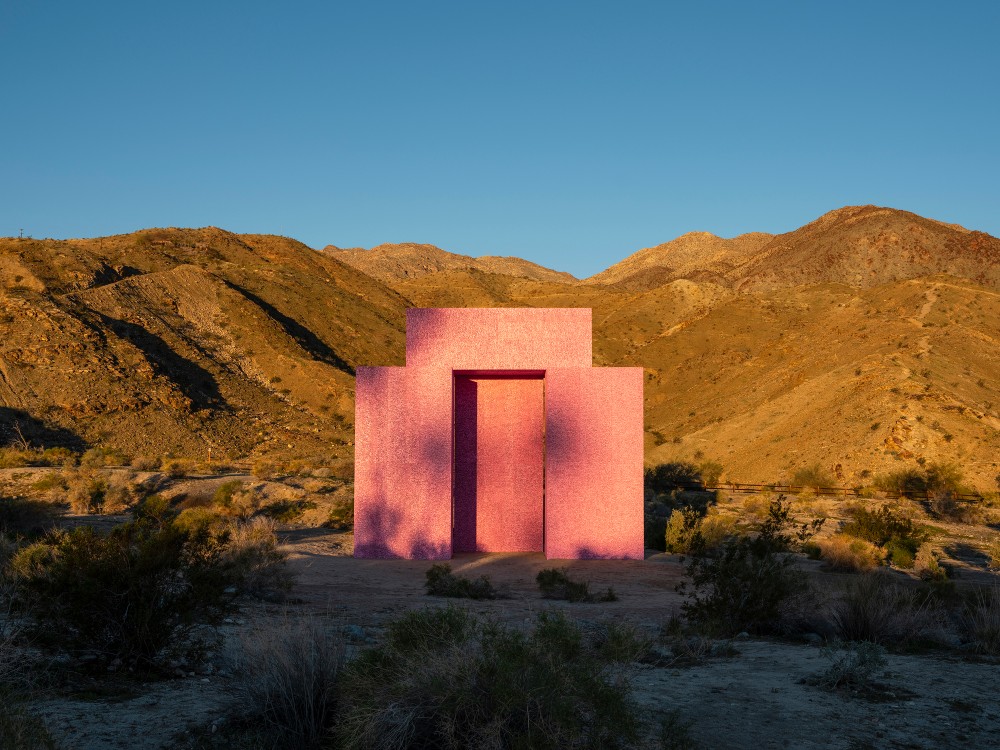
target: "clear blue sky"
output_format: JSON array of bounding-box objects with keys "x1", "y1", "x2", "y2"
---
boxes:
[{"x1": 2, "y1": 1, "x2": 998, "y2": 277}]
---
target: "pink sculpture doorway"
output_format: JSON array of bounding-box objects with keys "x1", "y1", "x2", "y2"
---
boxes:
[
  {"x1": 453, "y1": 373, "x2": 545, "y2": 553},
  {"x1": 354, "y1": 308, "x2": 643, "y2": 560}
]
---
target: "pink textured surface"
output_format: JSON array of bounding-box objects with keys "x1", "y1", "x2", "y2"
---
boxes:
[
  {"x1": 453, "y1": 375, "x2": 544, "y2": 553},
  {"x1": 406, "y1": 308, "x2": 592, "y2": 369},
  {"x1": 353, "y1": 366, "x2": 453, "y2": 559},
  {"x1": 355, "y1": 307, "x2": 644, "y2": 560},
  {"x1": 544, "y1": 367, "x2": 645, "y2": 560}
]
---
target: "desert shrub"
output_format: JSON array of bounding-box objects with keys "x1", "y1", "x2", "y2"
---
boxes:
[
  {"x1": 65, "y1": 470, "x2": 107, "y2": 514},
  {"x1": 665, "y1": 509, "x2": 734, "y2": 554},
  {"x1": 986, "y1": 538, "x2": 1000, "y2": 571},
  {"x1": 913, "y1": 544, "x2": 948, "y2": 582},
  {"x1": 103, "y1": 472, "x2": 143, "y2": 513},
  {"x1": 234, "y1": 614, "x2": 344, "y2": 749},
  {"x1": 962, "y1": 586, "x2": 1000, "y2": 655},
  {"x1": 817, "y1": 535, "x2": 881, "y2": 573},
  {"x1": 258, "y1": 499, "x2": 317, "y2": 523},
  {"x1": 537, "y1": 567, "x2": 617, "y2": 603},
  {"x1": 324, "y1": 495, "x2": 354, "y2": 530},
  {"x1": 0, "y1": 707, "x2": 56, "y2": 750},
  {"x1": 10, "y1": 514, "x2": 255, "y2": 669},
  {"x1": 213, "y1": 479, "x2": 245, "y2": 508},
  {"x1": 0, "y1": 496, "x2": 61, "y2": 536},
  {"x1": 659, "y1": 710, "x2": 700, "y2": 750},
  {"x1": 80, "y1": 445, "x2": 129, "y2": 468},
  {"x1": 697, "y1": 461, "x2": 724, "y2": 487},
  {"x1": 830, "y1": 572, "x2": 943, "y2": 646},
  {"x1": 645, "y1": 462, "x2": 703, "y2": 495},
  {"x1": 0, "y1": 446, "x2": 74, "y2": 469},
  {"x1": 593, "y1": 621, "x2": 653, "y2": 664},
  {"x1": 924, "y1": 462, "x2": 964, "y2": 495},
  {"x1": 130, "y1": 455, "x2": 161, "y2": 471},
  {"x1": 425, "y1": 563, "x2": 499, "y2": 600},
  {"x1": 219, "y1": 517, "x2": 292, "y2": 598},
  {"x1": 874, "y1": 468, "x2": 927, "y2": 497},
  {"x1": 809, "y1": 641, "x2": 888, "y2": 691},
  {"x1": 161, "y1": 457, "x2": 195, "y2": 478},
  {"x1": 678, "y1": 496, "x2": 820, "y2": 636},
  {"x1": 664, "y1": 508, "x2": 701, "y2": 554},
  {"x1": 29, "y1": 472, "x2": 65, "y2": 494},
  {"x1": 840, "y1": 504, "x2": 928, "y2": 569},
  {"x1": 336, "y1": 608, "x2": 639, "y2": 750},
  {"x1": 792, "y1": 464, "x2": 836, "y2": 490},
  {"x1": 252, "y1": 459, "x2": 285, "y2": 480}
]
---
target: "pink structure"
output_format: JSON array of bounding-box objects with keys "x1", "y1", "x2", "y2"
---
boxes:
[{"x1": 354, "y1": 308, "x2": 644, "y2": 560}]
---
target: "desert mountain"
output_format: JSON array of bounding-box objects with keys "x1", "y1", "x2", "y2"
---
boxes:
[
  {"x1": 586, "y1": 232, "x2": 773, "y2": 290},
  {"x1": 1, "y1": 207, "x2": 997, "y2": 489},
  {"x1": 0, "y1": 228, "x2": 407, "y2": 460},
  {"x1": 324, "y1": 242, "x2": 576, "y2": 284}
]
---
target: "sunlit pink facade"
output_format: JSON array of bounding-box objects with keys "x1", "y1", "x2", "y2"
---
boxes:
[{"x1": 354, "y1": 308, "x2": 643, "y2": 560}]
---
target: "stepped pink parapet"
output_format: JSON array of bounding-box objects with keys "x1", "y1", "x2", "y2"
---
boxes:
[{"x1": 354, "y1": 308, "x2": 643, "y2": 560}]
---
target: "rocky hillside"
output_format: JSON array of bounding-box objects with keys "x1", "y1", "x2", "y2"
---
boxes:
[
  {"x1": 324, "y1": 242, "x2": 576, "y2": 284},
  {"x1": 1, "y1": 207, "x2": 997, "y2": 489},
  {"x1": 0, "y1": 228, "x2": 407, "y2": 461}
]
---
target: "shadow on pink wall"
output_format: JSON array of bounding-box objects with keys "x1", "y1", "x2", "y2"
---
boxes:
[{"x1": 354, "y1": 308, "x2": 643, "y2": 560}]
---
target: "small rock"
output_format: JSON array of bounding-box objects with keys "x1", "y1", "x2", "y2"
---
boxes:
[
  {"x1": 735, "y1": 631, "x2": 750, "y2": 640},
  {"x1": 223, "y1": 586, "x2": 238, "y2": 595},
  {"x1": 803, "y1": 633, "x2": 823, "y2": 645}
]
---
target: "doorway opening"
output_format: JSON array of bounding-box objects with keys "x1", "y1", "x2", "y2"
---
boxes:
[{"x1": 452, "y1": 372, "x2": 545, "y2": 553}]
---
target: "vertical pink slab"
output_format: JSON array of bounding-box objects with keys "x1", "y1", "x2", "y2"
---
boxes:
[
  {"x1": 453, "y1": 376, "x2": 544, "y2": 553},
  {"x1": 354, "y1": 366, "x2": 453, "y2": 559},
  {"x1": 406, "y1": 308, "x2": 592, "y2": 369},
  {"x1": 544, "y1": 367, "x2": 645, "y2": 560}
]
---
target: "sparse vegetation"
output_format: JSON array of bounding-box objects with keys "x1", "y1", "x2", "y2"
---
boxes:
[
  {"x1": 425, "y1": 562, "x2": 499, "y2": 600},
  {"x1": 537, "y1": 567, "x2": 617, "y2": 603},
  {"x1": 10, "y1": 507, "x2": 290, "y2": 669},
  {"x1": 840, "y1": 504, "x2": 928, "y2": 569},
  {"x1": 233, "y1": 614, "x2": 344, "y2": 749},
  {"x1": 791, "y1": 464, "x2": 835, "y2": 490},
  {"x1": 677, "y1": 496, "x2": 820, "y2": 636},
  {"x1": 336, "y1": 607, "x2": 639, "y2": 749},
  {"x1": 830, "y1": 572, "x2": 943, "y2": 647},
  {"x1": 808, "y1": 640, "x2": 888, "y2": 693},
  {"x1": 815, "y1": 535, "x2": 881, "y2": 573}
]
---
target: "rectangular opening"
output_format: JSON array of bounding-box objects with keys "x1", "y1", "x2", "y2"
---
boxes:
[{"x1": 452, "y1": 373, "x2": 545, "y2": 553}]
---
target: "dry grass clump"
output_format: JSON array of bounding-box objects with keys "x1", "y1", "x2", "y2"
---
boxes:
[
  {"x1": 816, "y1": 535, "x2": 881, "y2": 572},
  {"x1": 831, "y1": 572, "x2": 944, "y2": 646},
  {"x1": 0, "y1": 496, "x2": 61, "y2": 536},
  {"x1": 537, "y1": 567, "x2": 617, "y2": 603},
  {"x1": 65, "y1": 470, "x2": 143, "y2": 514},
  {"x1": 962, "y1": 586, "x2": 1000, "y2": 655},
  {"x1": 219, "y1": 517, "x2": 293, "y2": 598},
  {"x1": 0, "y1": 446, "x2": 74, "y2": 469},
  {"x1": 233, "y1": 614, "x2": 345, "y2": 749},
  {"x1": 160, "y1": 457, "x2": 196, "y2": 478}
]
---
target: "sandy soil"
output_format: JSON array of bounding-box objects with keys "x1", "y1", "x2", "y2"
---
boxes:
[{"x1": 19, "y1": 527, "x2": 998, "y2": 750}]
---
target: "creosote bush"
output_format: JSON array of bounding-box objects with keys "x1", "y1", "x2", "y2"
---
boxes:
[
  {"x1": 537, "y1": 567, "x2": 617, "y2": 603},
  {"x1": 336, "y1": 607, "x2": 639, "y2": 750},
  {"x1": 11, "y1": 502, "x2": 291, "y2": 669},
  {"x1": 815, "y1": 535, "x2": 881, "y2": 573},
  {"x1": 678, "y1": 496, "x2": 821, "y2": 636},
  {"x1": 840, "y1": 504, "x2": 928, "y2": 569},
  {"x1": 425, "y1": 563, "x2": 499, "y2": 600}
]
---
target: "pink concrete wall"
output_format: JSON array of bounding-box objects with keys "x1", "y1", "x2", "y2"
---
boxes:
[
  {"x1": 544, "y1": 367, "x2": 645, "y2": 560},
  {"x1": 406, "y1": 308, "x2": 592, "y2": 370},
  {"x1": 453, "y1": 375, "x2": 544, "y2": 553},
  {"x1": 354, "y1": 366, "x2": 453, "y2": 559}
]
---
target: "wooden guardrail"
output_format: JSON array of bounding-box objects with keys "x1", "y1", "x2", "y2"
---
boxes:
[{"x1": 668, "y1": 481, "x2": 986, "y2": 503}]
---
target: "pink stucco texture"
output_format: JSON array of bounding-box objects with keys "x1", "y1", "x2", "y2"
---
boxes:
[{"x1": 354, "y1": 307, "x2": 643, "y2": 560}]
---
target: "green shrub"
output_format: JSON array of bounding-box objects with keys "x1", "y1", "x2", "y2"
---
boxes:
[
  {"x1": 213, "y1": 480, "x2": 245, "y2": 509},
  {"x1": 258, "y1": 499, "x2": 317, "y2": 523},
  {"x1": 645, "y1": 462, "x2": 703, "y2": 494},
  {"x1": 336, "y1": 608, "x2": 639, "y2": 750},
  {"x1": 10, "y1": 510, "x2": 288, "y2": 669},
  {"x1": 840, "y1": 505, "x2": 928, "y2": 569},
  {"x1": 324, "y1": 496, "x2": 354, "y2": 530},
  {"x1": 873, "y1": 469, "x2": 927, "y2": 497},
  {"x1": 425, "y1": 563, "x2": 499, "y2": 600},
  {"x1": 677, "y1": 496, "x2": 820, "y2": 636},
  {"x1": 792, "y1": 464, "x2": 836, "y2": 490},
  {"x1": 79, "y1": 446, "x2": 129, "y2": 468},
  {"x1": 665, "y1": 509, "x2": 733, "y2": 554},
  {"x1": 537, "y1": 567, "x2": 617, "y2": 603},
  {"x1": 0, "y1": 496, "x2": 61, "y2": 536}
]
